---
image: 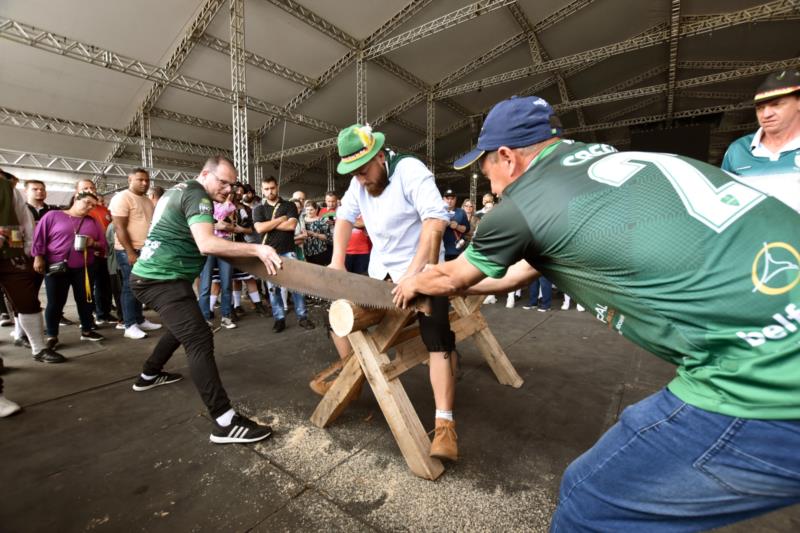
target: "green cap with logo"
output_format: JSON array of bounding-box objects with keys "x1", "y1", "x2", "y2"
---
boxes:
[{"x1": 336, "y1": 123, "x2": 385, "y2": 175}]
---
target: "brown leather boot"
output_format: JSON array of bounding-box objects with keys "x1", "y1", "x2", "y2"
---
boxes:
[{"x1": 430, "y1": 418, "x2": 458, "y2": 462}]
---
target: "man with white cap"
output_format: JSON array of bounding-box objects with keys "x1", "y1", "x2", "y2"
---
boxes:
[
  {"x1": 722, "y1": 69, "x2": 800, "y2": 213},
  {"x1": 394, "y1": 95, "x2": 800, "y2": 531}
]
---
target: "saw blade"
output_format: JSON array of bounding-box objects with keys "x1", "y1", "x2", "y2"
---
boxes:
[{"x1": 229, "y1": 256, "x2": 398, "y2": 309}]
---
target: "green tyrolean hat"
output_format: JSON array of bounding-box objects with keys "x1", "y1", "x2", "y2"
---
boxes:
[{"x1": 336, "y1": 124, "x2": 385, "y2": 175}]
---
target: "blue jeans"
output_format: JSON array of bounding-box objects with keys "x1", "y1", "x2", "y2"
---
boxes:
[
  {"x1": 115, "y1": 250, "x2": 144, "y2": 327},
  {"x1": 528, "y1": 277, "x2": 552, "y2": 309},
  {"x1": 551, "y1": 388, "x2": 800, "y2": 532},
  {"x1": 267, "y1": 251, "x2": 307, "y2": 321},
  {"x1": 198, "y1": 255, "x2": 233, "y2": 319}
]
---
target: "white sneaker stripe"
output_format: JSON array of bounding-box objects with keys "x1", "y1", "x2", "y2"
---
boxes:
[{"x1": 227, "y1": 426, "x2": 238, "y2": 438}]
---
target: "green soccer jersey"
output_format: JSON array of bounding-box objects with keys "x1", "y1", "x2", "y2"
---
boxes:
[
  {"x1": 466, "y1": 140, "x2": 800, "y2": 419},
  {"x1": 132, "y1": 180, "x2": 214, "y2": 281}
]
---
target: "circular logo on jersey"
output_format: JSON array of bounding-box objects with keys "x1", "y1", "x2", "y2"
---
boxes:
[{"x1": 751, "y1": 242, "x2": 800, "y2": 295}]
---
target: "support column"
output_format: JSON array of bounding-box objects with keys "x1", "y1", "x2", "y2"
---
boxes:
[
  {"x1": 252, "y1": 136, "x2": 263, "y2": 188},
  {"x1": 426, "y1": 93, "x2": 435, "y2": 171},
  {"x1": 356, "y1": 51, "x2": 367, "y2": 124},
  {"x1": 327, "y1": 151, "x2": 335, "y2": 193},
  {"x1": 230, "y1": 0, "x2": 249, "y2": 183},
  {"x1": 139, "y1": 112, "x2": 152, "y2": 168}
]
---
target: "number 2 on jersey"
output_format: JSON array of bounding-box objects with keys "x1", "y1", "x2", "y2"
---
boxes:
[{"x1": 587, "y1": 152, "x2": 765, "y2": 233}]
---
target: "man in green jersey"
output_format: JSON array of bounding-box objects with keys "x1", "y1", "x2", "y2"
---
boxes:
[
  {"x1": 394, "y1": 96, "x2": 800, "y2": 531},
  {"x1": 130, "y1": 156, "x2": 282, "y2": 444}
]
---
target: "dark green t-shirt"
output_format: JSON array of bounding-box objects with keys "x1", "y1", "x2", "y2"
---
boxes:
[
  {"x1": 132, "y1": 180, "x2": 214, "y2": 281},
  {"x1": 466, "y1": 140, "x2": 800, "y2": 419}
]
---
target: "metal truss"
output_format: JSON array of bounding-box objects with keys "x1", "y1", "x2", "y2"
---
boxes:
[
  {"x1": 0, "y1": 16, "x2": 340, "y2": 135},
  {"x1": 436, "y1": 32, "x2": 527, "y2": 89},
  {"x1": 679, "y1": 90, "x2": 751, "y2": 100},
  {"x1": 0, "y1": 148, "x2": 195, "y2": 182},
  {"x1": 198, "y1": 34, "x2": 314, "y2": 87},
  {"x1": 391, "y1": 117, "x2": 426, "y2": 136},
  {"x1": 363, "y1": 0, "x2": 517, "y2": 60},
  {"x1": 553, "y1": 57, "x2": 800, "y2": 113},
  {"x1": 713, "y1": 121, "x2": 758, "y2": 134},
  {"x1": 252, "y1": 139, "x2": 263, "y2": 184},
  {"x1": 677, "y1": 59, "x2": 769, "y2": 70},
  {"x1": 0, "y1": 106, "x2": 230, "y2": 157},
  {"x1": 260, "y1": 138, "x2": 337, "y2": 163},
  {"x1": 665, "y1": 0, "x2": 681, "y2": 120},
  {"x1": 107, "y1": 0, "x2": 226, "y2": 163},
  {"x1": 265, "y1": 0, "x2": 358, "y2": 48},
  {"x1": 254, "y1": 0, "x2": 437, "y2": 139},
  {"x1": 427, "y1": 94, "x2": 435, "y2": 169},
  {"x1": 120, "y1": 151, "x2": 202, "y2": 169},
  {"x1": 598, "y1": 95, "x2": 662, "y2": 122},
  {"x1": 357, "y1": 52, "x2": 367, "y2": 124},
  {"x1": 598, "y1": 65, "x2": 668, "y2": 95},
  {"x1": 150, "y1": 108, "x2": 233, "y2": 134},
  {"x1": 230, "y1": 0, "x2": 249, "y2": 184},
  {"x1": 282, "y1": 150, "x2": 331, "y2": 184},
  {"x1": 327, "y1": 154, "x2": 334, "y2": 193},
  {"x1": 433, "y1": 0, "x2": 796, "y2": 100},
  {"x1": 139, "y1": 112, "x2": 153, "y2": 167},
  {"x1": 564, "y1": 101, "x2": 754, "y2": 135}
]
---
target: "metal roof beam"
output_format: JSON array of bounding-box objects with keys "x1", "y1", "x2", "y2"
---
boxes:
[
  {"x1": 0, "y1": 147, "x2": 195, "y2": 182},
  {"x1": 363, "y1": 0, "x2": 517, "y2": 60},
  {"x1": 264, "y1": 0, "x2": 358, "y2": 48},
  {"x1": 198, "y1": 34, "x2": 315, "y2": 87},
  {"x1": 150, "y1": 108, "x2": 232, "y2": 134},
  {"x1": 433, "y1": 0, "x2": 796, "y2": 99},
  {"x1": 0, "y1": 17, "x2": 340, "y2": 135},
  {"x1": 106, "y1": 0, "x2": 226, "y2": 163},
  {"x1": 119, "y1": 151, "x2": 203, "y2": 169},
  {"x1": 0, "y1": 106, "x2": 231, "y2": 157},
  {"x1": 665, "y1": 0, "x2": 681, "y2": 120}
]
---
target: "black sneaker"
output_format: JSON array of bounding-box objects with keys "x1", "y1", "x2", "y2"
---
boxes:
[
  {"x1": 80, "y1": 331, "x2": 104, "y2": 342},
  {"x1": 132, "y1": 372, "x2": 183, "y2": 392},
  {"x1": 14, "y1": 335, "x2": 31, "y2": 349},
  {"x1": 298, "y1": 318, "x2": 315, "y2": 330},
  {"x1": 45, "y1": 336, "x2": 58, "y2": 350},
  {"x1": 209, "y1": 414, "x2": 272, "y2": 444},
  {"x1": 0, "y1": 313, "x2": 12, "y2": 327},
  {"x1": 253, "y1": 301, "x2": 268, "y2": 317},
  {"x1": 272, "y1": 318, "x2": 285, "y2": 333},
  {"x1": 33, "y1": 348, "x2": 67, "y2": 364},
  {"x1": 59, "y1": 316, "x2": 75, "y2": 327}
]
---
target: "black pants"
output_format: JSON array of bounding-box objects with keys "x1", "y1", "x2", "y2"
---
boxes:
[
  {"x1": 92, "y1": 260, "x2": 113, "y2": 319},
  {"x1": 131, "y1": 275, "x2": 231, "y2": 418},
  {"x1": 417, "y1": 296, "x2": 455, "y2": 353},
  {"x1": 43, "y1": 265, "x2": 95, "y2": 336}
]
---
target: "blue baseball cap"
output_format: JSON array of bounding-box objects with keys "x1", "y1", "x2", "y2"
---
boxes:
[{"x1": 453, "y1": 96, "x2": 562, "y2": 170}]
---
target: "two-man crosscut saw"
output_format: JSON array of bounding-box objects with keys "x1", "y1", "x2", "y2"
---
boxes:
[{"x1": 230, "y1": 256, "x2": 399, "y2": 309}]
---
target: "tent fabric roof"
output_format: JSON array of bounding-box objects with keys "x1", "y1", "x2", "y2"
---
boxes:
[{"x1": 1, "y1": 0, "x2": 797, "y2": 195}]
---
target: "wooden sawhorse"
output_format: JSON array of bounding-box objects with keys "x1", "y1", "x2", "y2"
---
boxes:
[{"x1": 310, "y1": 295, "x2": 523, "y2": 480}]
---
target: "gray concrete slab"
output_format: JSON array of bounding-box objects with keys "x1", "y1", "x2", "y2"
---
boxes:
[{"x1": 0, "y1": 297, "x2": 797, "y2": 532}]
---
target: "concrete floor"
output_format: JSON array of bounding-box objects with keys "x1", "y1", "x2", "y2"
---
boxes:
[{"x1": 1, "y1": 295, "x2": 798, "y2": 532}]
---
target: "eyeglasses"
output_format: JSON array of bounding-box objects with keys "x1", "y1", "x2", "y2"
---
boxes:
[{"x1": 209, "y1": 171, "x2": 235, "y2": 188}]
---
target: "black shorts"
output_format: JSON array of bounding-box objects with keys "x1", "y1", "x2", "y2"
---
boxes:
[{"x1": 417, "y1": 295, "x2": 455, "y2": 353}]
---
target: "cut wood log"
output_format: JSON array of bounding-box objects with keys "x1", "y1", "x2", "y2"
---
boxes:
[{"x1": 329, "y1": 300, "x2": 387, "y2": 337}]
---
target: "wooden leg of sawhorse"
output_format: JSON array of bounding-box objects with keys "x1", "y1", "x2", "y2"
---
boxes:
[
  {"x1": 452, "y1": 297, "x2": 524, "y2": 389},
  {"x1": 310, "y1": 354, "x2": 366, "y2": 428},
  {"x1": 348, "y1": 330, "x2": 445, "y2": 480}
]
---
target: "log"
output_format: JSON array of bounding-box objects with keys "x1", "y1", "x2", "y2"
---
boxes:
[{"x1": 329, "y1": 300, "x2": 387, "y2": 337}]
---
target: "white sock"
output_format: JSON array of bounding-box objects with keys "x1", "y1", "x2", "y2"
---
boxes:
[
  {"x1": 248, "y1": 291, "x2": 261, "y2": 304},
  {"x1": 141, "y1": 373, "x2": 158, "y2": 380},
  {"x1": 18, "y1": 313, "x2": 46, "y2": 354},
  {"x1": 13, "y1": 317, "x2": 23, "y2": 339},
  {"x1": 281, "y1": 287, "x2": 288, "y2": 309},
  {"x1": 209, "y1": 294, "x2": 218, "y2": 309},
  {"x1": 215, "y1": 408, "x2": 235, "y2": 427},
  {"x1": 232, "y1": 291, "x2": 241, "y2": 308},
  {"x1": 435, "y1": 409, "x2": 454, "y2": 421}
]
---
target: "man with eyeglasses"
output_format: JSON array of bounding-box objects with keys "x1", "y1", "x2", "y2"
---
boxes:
[{"x1": 129, "y1": 156, "x2": 282, "y2": 444}]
